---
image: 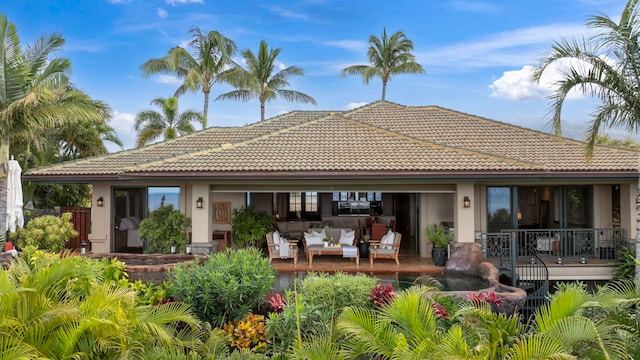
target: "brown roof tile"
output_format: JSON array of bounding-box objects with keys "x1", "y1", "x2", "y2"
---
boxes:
[{"x1": 24, "y1": 102, "x2": 640, "y2": 181}]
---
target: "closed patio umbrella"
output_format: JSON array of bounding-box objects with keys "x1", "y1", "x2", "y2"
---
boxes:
[{"x1": 6, "y1": 159, "x2": 24, "y2": 233}]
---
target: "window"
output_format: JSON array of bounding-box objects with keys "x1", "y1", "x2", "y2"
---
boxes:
[
  {"x1": 148, "y1": 187, "x2": 180, "y2": 212},
  {"x1": 288, "y1": 192, "x2": 318, "y2": 219},
  {"x1": 487, "y1": 187, "x2": 512, "y2": 232}
]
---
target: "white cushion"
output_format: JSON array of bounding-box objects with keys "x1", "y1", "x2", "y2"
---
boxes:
[
  {"x1": 304, "y1": 231, "x2": 324, "y2": 246},
  {"x1": 311, "y1": 229, "x2": 327, "y2": 238},
  {"x1": 339, "y1": 229, "x2": 355, "y2": 245},
  {"x1": 272, "y1": 231, "x2": 281, "y2": 251},
  {"x1": 381, "y1": 230, "x2": 395, "y2": 249}
]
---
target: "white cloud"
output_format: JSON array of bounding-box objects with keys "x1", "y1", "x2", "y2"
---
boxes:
[
  {"x1": 108, "y1": 111, "x2": 137, "y2": 151},
  {"x1": 166, "y1": 0, "x2": 204, "y2": 6},
  {"x1": 489, "y1": 58, "x2": 598, "y2": 101},
  {"x1": 267, "y1": 5, "x2": 309, "y2": 20},
  {"x1": 345, "y1": 102, "x2": 367, "y2": 110},
  {"x1": 448, "y1": 1, "x2": 501, "y2": 13},
  {"x1": 156, "y1": 75, "x2": 183, "y2": 85},
  {"x1": 157, "y1": 8, "x2": 168, "y2": 18},
  {"x1": 324, "y1": 40, "x2": 368, "y2": 53},
  {"x1": 275, "y1": 60, "x2": 286, "y2": 71},
  {"x1": 418, "y1": 23, "x2": 591, "y2": 71}
]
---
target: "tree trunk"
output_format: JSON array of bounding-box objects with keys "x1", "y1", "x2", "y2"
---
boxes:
[
  {"x1": 202, "y1": 91, "x2": 210, "y2": 128},
  {"x1": 260, "y1": 102, "x2": 265, "y2": 122},
  {"x1": 381, "y1": 81, "x2": 387, "y2": 101},
  {"x1": 636, "y1": 176, "x2": 640, "y2": 282}
]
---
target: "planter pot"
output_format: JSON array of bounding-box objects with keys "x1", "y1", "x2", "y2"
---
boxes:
[
  {"x1": 358, "y1": 241, "x2": 370, "y2": 258},
  {"x1": 432, "y1": 247, "x2": 448, "y2": 267}
]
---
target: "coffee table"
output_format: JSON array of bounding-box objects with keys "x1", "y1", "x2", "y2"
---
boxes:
[{"x1": 307, "y1": 245, "x2": 359, "y2": 265}]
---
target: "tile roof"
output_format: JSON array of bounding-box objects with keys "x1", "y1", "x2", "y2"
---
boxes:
[{"x1": 24, "y1": 101, "x2": 640, "y2": 181}]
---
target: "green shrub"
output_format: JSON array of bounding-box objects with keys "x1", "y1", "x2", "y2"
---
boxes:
[
  {"x1": 168, "y1": 248, "x2": 275, "y2": 327},
  {"x1": 15, "y1": 212, "x2": 78, "y2": 252},
  {"x1": 139, "y1": 205, "x2": 191, "y2": 254},
  {"x1": 297, "y1": 272, "x2": 377, "y2": 314},
  {"x1": 266, "y1": 291, "x2": 326, "y2": 355},
  {"x1": 613, "y1": 243, "x2": 637, "y2": 281}
]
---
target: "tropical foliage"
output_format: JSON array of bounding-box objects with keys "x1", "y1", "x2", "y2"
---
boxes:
[
  {"x1": 141, "y1": 27, "x2": 237, "y2": 127},
  {"x1": 217, "y1": 40, "x2": 316, "y2": 121},
  {"x1": 0, "y1": 14, "x2": 119, "y2": 208},
  {"x1": 535, "y1": 0, "x2": 640, "y2": 158},
  {"x1": 134, "y1": 96, "x2": 203, "y2": 147},
  {"x1": 0, "y1": 253, "x2": 202, "y2": 359},
  {"x1": 341, "y1": 27, "x2": 424, "y2": 100},
  {"x1": 230, "y1": 205, "x2": 276, "y2": 247}
]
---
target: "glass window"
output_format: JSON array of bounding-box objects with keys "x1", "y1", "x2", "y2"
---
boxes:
[
  {"x1": 148, "y1": 187, "x2": 180, "y2": 212},
  {"x1": 289, "y1": 192, "x2": 302, "y2": 212},
  {"x1": 305, "y1": 192, "x2": 318, "y2": 212},
  {"x1": 487, "y1": 187, "x2": 512, "y2": 232}
]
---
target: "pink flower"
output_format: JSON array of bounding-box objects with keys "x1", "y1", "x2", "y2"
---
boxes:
[{"x1": 267, "y1": 293, "x2": 286, "y2": 313}]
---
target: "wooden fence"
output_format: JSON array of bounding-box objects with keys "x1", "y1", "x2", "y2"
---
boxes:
[{"x1": 60, "y1": 207, "x2": 91, "y2": 250}]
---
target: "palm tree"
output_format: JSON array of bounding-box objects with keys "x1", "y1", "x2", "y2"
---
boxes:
[
  {"x1": 341, "y1": 27, "x2": 425, "y2": 101},
  {"x1": 134, "y1": 96, "x2": 203, "y2": 147},
  {"x1": 535, "y1": 0, "x2": 640, "y2": 280},
  {"x1": 0, "y1": 14, "x2": 113, "y2": 225},
  {"x1": 217, "y1": 40, "x2": 317, "y2": 121},
  {"x1": 141, "y1": 27, "x2": 236, "y2": 128}
]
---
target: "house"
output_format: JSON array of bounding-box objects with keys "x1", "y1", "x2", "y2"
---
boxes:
[{"x1": 23, "y1": 101, "x2": 639, "y2": 279}]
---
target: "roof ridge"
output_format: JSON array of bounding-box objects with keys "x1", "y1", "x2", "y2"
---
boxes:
[{"x1": 335, "y1": 113, "x2": 545, "y2": 169}]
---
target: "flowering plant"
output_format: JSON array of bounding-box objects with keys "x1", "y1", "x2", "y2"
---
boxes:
[{"x1": 369, "y1": 283, "x2": 396, "y2": 306}]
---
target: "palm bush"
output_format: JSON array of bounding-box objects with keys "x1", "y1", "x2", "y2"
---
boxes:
[
  {"x1": 168, "y1": 247, "x2": 275, "y2": 327},
  {"x1": 0, "y1": 253, "x2": 202, "y2": 359}
]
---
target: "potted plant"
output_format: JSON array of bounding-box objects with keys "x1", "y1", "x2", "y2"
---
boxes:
[
  {"x1": 424, "y1": 224, "x2": 453, "y2": 266},
  {"x1": 231, "y1": 205, "x2": 276, "y2": 248},
  {"x1": 359, "y1": 234, "x2": 371, "y2": 258}
]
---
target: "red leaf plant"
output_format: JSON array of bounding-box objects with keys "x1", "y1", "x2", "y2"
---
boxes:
[{"x1": 369, "y1": 283, "x2": 396, "y2": 306}]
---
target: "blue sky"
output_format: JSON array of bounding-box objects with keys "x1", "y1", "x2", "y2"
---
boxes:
[{"x1": 3, "y1": 1, "x2": 631, "y2": 151}]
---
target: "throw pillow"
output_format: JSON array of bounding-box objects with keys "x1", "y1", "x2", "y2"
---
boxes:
[
  {"x1": 339, "y1": 229, "x2": 355, "y2": 245},
  {"x1": 304, "y1": 231, "x2": 324, "y2": 246},
  {"x1": 381, "y1": 230, "x2": 395, "y2": 249},
  {"x1": 272, "y1": 231, "x2": 281, "y2": 251}
]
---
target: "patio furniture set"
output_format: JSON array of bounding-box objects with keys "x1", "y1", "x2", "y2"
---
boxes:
[{"x1": 265, "y1": 226, "x2": 402, "y2": 266}]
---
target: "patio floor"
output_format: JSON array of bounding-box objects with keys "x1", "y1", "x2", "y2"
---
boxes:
[{"x1": 269, "y1": 253, "x2": 445, "y2": 275}]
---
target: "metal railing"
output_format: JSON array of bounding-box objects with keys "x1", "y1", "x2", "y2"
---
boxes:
[{"x1": 479, "y1": 228, "x2": 626, "y2": 263}]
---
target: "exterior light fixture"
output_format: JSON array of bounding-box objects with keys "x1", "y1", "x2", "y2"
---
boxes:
[
  {"x1": 80, "y1": 240, "x2": 87, "y2": 255},
  {"x1": 463, "y1": 196, "x2": 471, "y2": 208},
  {"x1": 96, "y1": 197, "x2": 104, "y2": 207},
  {"x1": 185, "y1": 243, "x2": 192, "y2": 254},
  {"x1": 196, "y1": 197, "x2": 204, "y2": 209},
  {"x1": 170, "y1": 240, "x2": 177, "y2": 254}
]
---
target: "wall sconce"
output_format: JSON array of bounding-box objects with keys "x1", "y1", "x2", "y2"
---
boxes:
[
  {"x1": 463, "y1": 196, "x2": 471, "y2": 208},
  {"x1": 517, "y1": 209, "x2": 522, "y2": 221},
  {"x1": 196, "y1": 197, "x2": 204, "y2": 209},
  {"x1": 96, "y1": 197, "x2": 104, "y2": 207}
]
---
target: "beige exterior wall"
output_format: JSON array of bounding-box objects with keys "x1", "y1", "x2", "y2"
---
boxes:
[{"x1": 89, "y1": 184, "x2": 111, "y2": 253}]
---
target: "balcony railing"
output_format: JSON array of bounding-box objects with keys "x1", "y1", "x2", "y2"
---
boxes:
[{"x1": 478, "y1": 228, "x2": 626, "y2": 264}]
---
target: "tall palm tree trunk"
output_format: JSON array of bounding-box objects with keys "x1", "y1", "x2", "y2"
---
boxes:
[
  {"x1": 381, "y1": 81, "x2": 387, "y2": 101},
  {"x1": 260, "y1": 102, "x2": 266, "y2": 122},
  {"x1": 636, "y1": 177, "x2": 640, "y2": 282},
  {"x1": 202, "y1": 91, "x2": 210, "y2": 128}
]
